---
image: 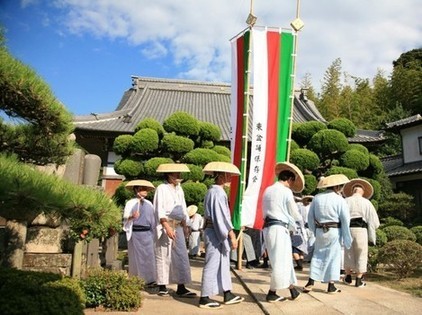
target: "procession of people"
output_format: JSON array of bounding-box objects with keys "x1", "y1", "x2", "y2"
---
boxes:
[{"x1": 122, "y1": 161, "x2": 380, "y2": 309}]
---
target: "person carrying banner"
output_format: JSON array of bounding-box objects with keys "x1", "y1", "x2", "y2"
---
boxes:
[
  {"x1": 123, "y1": 180, "x2": 157, "y2": 286},
  {"x1": 153, "y1": 163, "x2": 196, "y2": 297},
  {"x1": 302, "y1": 174, "x2": 353, "y2": 294},
  {"x1": 342, "y1": 178, "x2": 380, "y2": 287},
  {"x1": 199, "y1": 162, "x2": 245, "y2": 309},
  {"x1": 262, "y1": 162, "x2": 304, "y2": 303}
]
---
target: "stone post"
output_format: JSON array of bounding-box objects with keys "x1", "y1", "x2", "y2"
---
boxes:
[{"x1": 3, "y1": 220, "x2": 27, "y2": 269}]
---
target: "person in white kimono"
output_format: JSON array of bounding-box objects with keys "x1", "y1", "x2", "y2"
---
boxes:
[
  {"x1": 187, "y1": 205, "x2": 203, "y2": 258},
  {"x1": 262, "y1": 162, "x2": 304, "y2": 303},
  {"x1": 199, "y1": 162, "x2": 244, "y2": 309},
  {"x1": 292, "y1": 199, "x2": 308, "y2": 271},
  {"x1": 303, "y1": 174, "x2": 353, "y2": 294},
  {"x1": 153, "y1": 163, "x2": 196, "y2": 297},
  {"x1": 300, "y1": 196, "x2": 315, "y2": 262},
  {"x1": 343, "y1": 178, "x2": 380, "y2": 287},
  {"x1": 123, "y1": 180, "x2": 156, "y2": 286}
]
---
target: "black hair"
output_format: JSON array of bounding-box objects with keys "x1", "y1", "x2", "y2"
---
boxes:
[{"x1": 278, "y1": 170, "x2": 295, "y2": 182}]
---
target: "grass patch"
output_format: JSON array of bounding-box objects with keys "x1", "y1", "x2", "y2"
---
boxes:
[{"x1": 368, "y1": 269, "x2": 422, "y2": 297}]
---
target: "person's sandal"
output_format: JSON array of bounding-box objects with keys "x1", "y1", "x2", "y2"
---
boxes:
[
  {"x1": 199, "y1": 296, "x2": 222, "y2": 309},
  {"x1": 302, "y1": 284, "x2": 313, "y2": 293}
]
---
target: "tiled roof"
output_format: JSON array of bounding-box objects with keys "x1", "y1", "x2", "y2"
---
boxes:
[
  {"x1": 348, "y1": 129, "x2": 385, "y2": 143},
  {"x1": 385, "y1": 114, "x2": 422, "y2": 130},
  {"x1": 381, "y1": 154, "x2": 422, "y2": 177},
  {"x1": 73, "y1": 76, "x2": 383, "y2": 143}
]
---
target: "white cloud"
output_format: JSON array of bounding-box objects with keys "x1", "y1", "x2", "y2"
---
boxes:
[{"x1": 49, "y1": 0, "x2": 421, "y2": 89}]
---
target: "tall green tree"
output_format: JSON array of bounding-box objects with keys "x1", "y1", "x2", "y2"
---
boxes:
[
  {"x1": 318, "y1": 58, "x2": 342, "y2": 120},
  {"x1": 299, "y1": 72, "x2": 318, "y2": 103}
]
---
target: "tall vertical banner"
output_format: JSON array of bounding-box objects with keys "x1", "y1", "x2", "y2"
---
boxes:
[{"x1": 230, "y1": 27, "x2": 295, "y2": 230}]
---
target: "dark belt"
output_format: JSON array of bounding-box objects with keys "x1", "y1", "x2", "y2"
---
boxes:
[
  {"x1": 263, "y1": 217, "x2": 288, "y2": 228},
  {"x1": 132, "y1": 225, "x2": 151, "y2": 232},
  {"x1": 191, "y1": 229, "x2": 200, "y2": 232},
  {"x1": 204, "y1": 219, "x2": 214, "y2": 229},
  {"x1": 350, "y1": 218, "x2": 368, "y2": 228},
  {"x1": 315, "y1": 221, "x2": 341, "y2": 233}
]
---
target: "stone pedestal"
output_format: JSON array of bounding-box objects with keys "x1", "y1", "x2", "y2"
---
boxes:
[
  {"x1": 25, "y1": 226, "x2": 64, "y2": 253},
  {"x1": 23, "y1": 253, "x2": 72, "y2": 276}
]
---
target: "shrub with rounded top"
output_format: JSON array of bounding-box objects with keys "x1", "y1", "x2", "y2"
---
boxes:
[
  {"x1": 307, "y1": 129, "x2": 349, "y2": 157},
  {"x1": 290, "y1": 139, "x2": 300, "y2": 151},
  {"x1": 200, "y1": 140, "x2": 214, "y2": 149},
  {"x1": 376, "y1": 229, "x2": 388, "y2": 247},
  {"x1": 290, "y1": 148, "x2": 320, "y2": 173},
  {"x1": 303, "y1": 174, "x2": 318, "y2": 195},
  {"x1": 112, "y1": 182, "x2": 134, "y2": 207},
  {"x1": 162, "y1": 133, "x2": 194, "y2": 155},
  {"x1": 131, "y1": 128, "x2": 159, "y2": 154},
  {"x1": 382, "y1": 225, "x2": 416, "y2": 242},
  {"x1": 327, "y1": 118, "x2": 356, "y2": 137},
  {"x1": 143, "y1": 157, "x2": 174, "y2": 177},
  {"x1": 181, "y1": 181, "x2": 208, "y2": 206},
  {"x1": 134, "y1": 117, "x2": 165, "y2": 138},
  {"x1": 112, "y1": 134, "x2": 133, "y2": 156},
  {"x1": 325, "y1": 166, "x2": 358, "y2": 179},
  {"x1": 114, "y1": 158, "x2": 143, "y2": 178},
  {"x1": 212, "y1": 145, "x2": 231, "y2": 158},
  {"x1": 181, "y1": 164, "x2": 204, "y2": 182},
  {"x1": 340, "y1": 149, "x2": 370, "y2": 171},
  {"x1": 380, "y1": 216, "x2": 404, "y2": 228},
  {"x1": 378, "y1": 240, "x2": 422, "y2": 279},
  {"x1": 367, "y1": 246, "x2": 379, "y2": 272},
  {"x1": 348, "y1": 143, "x2": 369, "y2": 155},
  {"x1": 410, "y1": 226, "x2": 422, "y2": 245},
  {"x1": 183, "y1": 148, "x2": 226, "y2": 165},
  {"x1": 163, "y1": 111, "x2": 200, "y2": 137},
  {"x1": 199, "y1": 121, "x2": 221, "y2": 141},
  {"x1": 360, "y1": 154, "x2": 384, "y2": 179},
  {"x1": 292, "y1": 121, "x2": 327, "y2": 146},
  {"x1": 367, "y1": 178, "x2": 381, "y2": 201}
]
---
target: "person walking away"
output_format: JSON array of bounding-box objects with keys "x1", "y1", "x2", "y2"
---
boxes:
[
  {"x1": 303, "y1": 174, "x2": 352, "y2": 294},
  {"x1": 300, "y1": 196, "x2": 315, "y2": 262},
  {"x1": 292, "y1": 196, "x2": 310, "y2": 271},
  {"x1": 199, "y1": 162, "x2": 245, "y2": 309},
  {"x1": 343, "y1": 178, "x2": 380, "y2": 287},
  {"x1": 123, "y1": 180, "x2": 157, "y2": 286},
  {"x1": 262, "y1": 162, "x2": 304, "y2": 303},
  {"x1": 187, "y1": 205, "x2": 203, "y2": 258},
  {"x1": 153, "y1": 163, "x2": 196, "y2": 297}
]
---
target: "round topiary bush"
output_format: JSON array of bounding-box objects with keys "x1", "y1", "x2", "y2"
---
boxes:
[
  {"x1": 199, "y1": 122, "x2": 221, "y2": 141},
  {"x1": 181, "y1": 164, "x2": 204, "y2": 182},
  {"x1": 303, "y1": 174, "x2": 318, "y2": 195},
  {"x1": 290, "y1": 139, "x2": 300, "y2": 151},
  {"x1": 200, "y1": 140, "x2": 214, "y2": 149},
  {"x1": 340, "y1": 149, "x2": 370, "y2": 171},
  {"x1": 131, "y1": 128, "x2": 159, "y2": 154},
  {"x1": 183, "y1": 148, "x2": 225, "y2": 165},
  {"x1": 327, "y1": 118, "x2": 356, "y2": 137},
  {"x1": 143, "y1": 157, "x2": 174, "y2": 177},
  {"x1": 307, "y1": 129, "x2": 349, "y2": 158},
  {"x1": 367, "y1": 178, "x2": 381, "y2": 201},
  {"x1": 181, "y1": 181, "x2": 208, "y2": 206},
  {"x1": 380, "y1": 216, "x2": 404, "y2": 228},
  {"x1": 134, "y1": 117, "x2": 165, "y2": 138},
  {"x1": 410, "y1": 226, "x2": 422, "y2": 245},
  {"x1": 163, "y1": 111, "x2": 200, "y2": 137},
  {"x1": 361, "y1": 154, "x2": 384, "y2": 178},
  {"x1": 113, "y1": 182, "x2": 134, "y2": 207},
  {"x1": 112, "y1": 134, "x2": 133, "y2": 156},
  {"x1": 378, "y1": 240, "x2": 422, "y2": 279},
  {"x1": 376, "y1": 229, "x2": 388, "y2": 247},
  {"x1": 348, "y1": 143, "x2": 369, "y2": 155},
  {"x1": 114, "y1": 158, "x2": 143, "y2": 178},
  {"x1": 290, "y1": 148, "x2": 320, "y2": 173},
  {"x1": 162, "y1": 133, "x2": 194, "y2": 155},
  {"x1": 325, "y1": 166, "x2": 358, "y2": 179},
  {"x1": 382, "y1": 225, "x2": 416, "y2": 242},
  {"x1": 292, "y1": 121, "x2": 327, "y2": 146},
  {"x1": 212, "y1": 145, "x2": 231, "y2": 158}
]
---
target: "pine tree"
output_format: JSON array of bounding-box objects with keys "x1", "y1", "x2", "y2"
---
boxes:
[{"x1": 318, "y1": 58, "x2": 342, "y2": 120}]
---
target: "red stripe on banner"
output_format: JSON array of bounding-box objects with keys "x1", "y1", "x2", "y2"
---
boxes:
[
  {"x1": 253, "y1": 31, "x2": 280, "y2": 229},
  {"x1": 229, "y1": 35, "x2": 245, "y2": 215}
]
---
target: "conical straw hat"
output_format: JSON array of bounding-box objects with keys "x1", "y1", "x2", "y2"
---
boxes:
[
  {"x1": 187, "y1": 205, "x2": 198, "y2": 216},
  {"x1": 343, "y1": 178, "x2": 374, "y2": 199},
  {"x1": 317, "y1": 174, "x2": 350, "y2": 189},
  {"x1": 125, "y1": 179, "x2": 155, "y2": 191},
  {"x1": 156, "y1": 163, "x2": 190, "y2": 173},
  {"x1": 275, "y1": 162, "x2": 305, "y2": 193},
  {"x1": 203, "y1": 162, "x2": 241, "y2": 175}
]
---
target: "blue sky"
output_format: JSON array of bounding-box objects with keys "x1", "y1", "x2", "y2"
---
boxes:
[{"x1": 1, "y1": 0, "x2": 421, "y2": 116}]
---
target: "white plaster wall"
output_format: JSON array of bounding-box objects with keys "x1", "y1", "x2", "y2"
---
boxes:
[{"x1": 400, "y1": 124, "x2": 422, "y2": 163}]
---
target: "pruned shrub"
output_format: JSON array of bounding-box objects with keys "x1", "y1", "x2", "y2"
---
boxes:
[
  {"x1": 183, "y1": 148, "x2": 225, "y2": 165},
  {"x1": 340, "y1": 149, "x2": 370, "y2": 171},
  {"x1": 114, "y1": 158, "x2": 143, "y2": 178},
  {"x1": 410, "y1": 226, "x2": 422, "y2": 245},
  {"x1": 327, "y1": 118, "x2": 356, "y2": 137},
  {"x1": 307, "y1": 129, "x2": 349, "y2": 158},
  {"x1": 367, "y1": 246, "x2": 379, "y2": 272},
  {"x1": 378, "y1": 192, "x2": 415, "y2": 222},
  {"x1": 325, "y1": 166, "x2": 358, "y2": 179},
  {"x1": 367, "y1": 178, "x2": 382, "y2": 201},
  {"x1": 181, "y1": 181, "x2": 208, "y2": 206},
  {"x1": 290, "y1": 139, "x2": 300, "y2": 151},
  {"x1": 163, "y1": 111, "x2": 200, "y2": 137},
  {"x1": 212, "y1": 145, "x2": 231, "y2": 158},
  {"x1": 162, "y1": 133, "x2": 194, "y2": 155},
  {"x1": 378, "y1": 240, "x2": 422, "y2": 279},
  {"x1": 347, "y1": 143, "x2": 369, "y2": 155},
  {"x1": 360, "y1": 154, "x2": 384, "y2": 178},
  {"x1": 143, "y1": 157, "x2": 174, "y2": 177},
  {"x1": 135, "y1": 117, "x2": 165, "y2": 138},
  {"x1": 303, "y1": 174, "x2": 318, "y2": 195},
  {"x1": 112, "y1": 134, "x2": 133, "y2": 156},
  {"x1": 199, "y1": 121, "x2": 221, "y2": 141},
  {"x1": 113, "y1": 182, "x2": 134, "y2": 207},
  {"x1": 380, "y1": 216, "x2": 404, "y2": 228},
  {"x1": 181, "y1": 164, "x2": 204, "y2": 182},
  {"x1": 292, "y1": 121, "x2": 327, "y2": 146},
  {"x1": 200, "y1": 140, "x2": 214, "y2": 149},
  {"x1": 131, "y1": 128, "x2": 159, "y2": 154},
  {"x1": 376, "y1": 229, "x2": 388, "y2": 247},
  {"x1": 382, "y1": 225, "x2": 416, "y2": 242},
  {"x1": 290, "y1": 148, "x2": 320, "y2": 173}
]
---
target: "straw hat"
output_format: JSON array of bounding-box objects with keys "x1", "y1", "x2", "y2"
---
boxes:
[
  {"x1": 317, "y1": 174, "x2": 350, "y2": 189},
  {"x1": 343, "y1": 178, "x2": 374, "y2": 199},
  {"x1": 275, "y1": 162, "x2": 305, "y2": 193},
  {"x1": 301, "y1": 195, "x2": 314, "y2": 202},
  {"x1": 187, "y1": 205, "x2": 198, "y2": 217},
  {"x1": 203, "y1": 162, "x2": 241, "y2": 176},
  {"x1": 156, "y1": 163, "x2": 190, "y2": 173},
  {"x1": 125, "y1": 179, "x2": 155, "y2": 191}
]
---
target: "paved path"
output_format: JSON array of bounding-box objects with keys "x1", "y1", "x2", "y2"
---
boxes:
[{"x1": 86, "y1": 257, "x2": 422, "y2": 314}]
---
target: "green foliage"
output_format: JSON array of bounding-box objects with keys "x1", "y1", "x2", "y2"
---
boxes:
[
  {"x1": 200, "y1": 140, "x2": 214, "y2": 148},
  {"x1": 114, "y1": 158, "x2": 143, "y2": 178},
  {"x1": 348, "y1": 143, "x2": 369, "y2": 155},
  {"x1": 340, "y1": 149, "x2": 370, "y2": 171},
  {"x1": 292, "y1": 121, "x2": 327, "y2": 146},
  {"x1": 290, "y1": 148, "x2": 320, "y2": 172},
  {"x1": 290, "y1": 139, "x2": 300, "y2": 151},
  {"x1": 143, "y1": 157, "x2": 174, "y2": 177},
  {"x1": 199, "y1": 121, "x2": 221, "y2": 141},
  {"x1": 181, "y1": 182, "x2": 208, "y2": 206},
  {"x1": 163, "y1": 111, "x2": 200, "y2": 137},
  {"x1": 327, "y1": 118, "x2": 357, "y2": 137},
  {"x1": 112, "y1": 182, "x2": 133, "y2": 207},
  {"x1": 410, "y1": 226, "x2": 422, "y2": 245},
  {"x1": 376, "y1": 229, "x2": 388, "y2": 247},
  {"x1": 307, "y1": 129, "x2": 349, "y2": 158},
  {"x1": 366, "y1": 178, "x2": 382, "y2": 201},
  {"x1": 360, "y1": 154, "x2": 384, "y2": 178},
  {"x1": 131, "y1": 128, "x2": 159, "y2": 154},
  {"x1": 325, "y1": 166, "x2": 358, "y2": 179},
  {"x1": 82, "y1": 268, "x2": 143, "y2": 311},
  {"x1": 183, "y1": 148, "x2": 226, "y2": 166},
  {"x1": 0, "y1": 268, "x2": 85, "y2": 315},
  {"x1": 380, "y1": 216, "x2": 404, "y2": 228},
  {"x1": 212, "y1": 145, "x2": 231, "y2": 158},
  {"x1": 367, "y1": 246, "x2": 379, "y2": 272},
  {"x1": 303, "y1": 174, "x2": 318, "y2": 195},
  {"x1": 378, "y1": 240, "x2": 422, "y2": 279},
  {"x1": 382, "y1": 226, "x2": 416, "y2": 242},
  {"x1": 181, "y1": 164, "x2": 204, "y2": 182},
  {"x1": 162, "y1": 133, "x2": 194, "y2": 156},
  {"x1": 378, "y1": 192, "x2": 415, "y2": 222},
  {"x1": 134, "y1": 117, "x2": 165, "y2": 138},
  {"x1": 112, "y1": 134, "x2": 133, "y2": 156}
]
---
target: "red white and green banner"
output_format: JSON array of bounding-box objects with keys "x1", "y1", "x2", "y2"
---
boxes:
[{"x1": 230, "y1": 27, "x2": 295, "y2": 230}]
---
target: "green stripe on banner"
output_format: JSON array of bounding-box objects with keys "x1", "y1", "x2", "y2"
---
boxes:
[{"x1": 276, "y1": 32, "x2": 294, "y2": 163}]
